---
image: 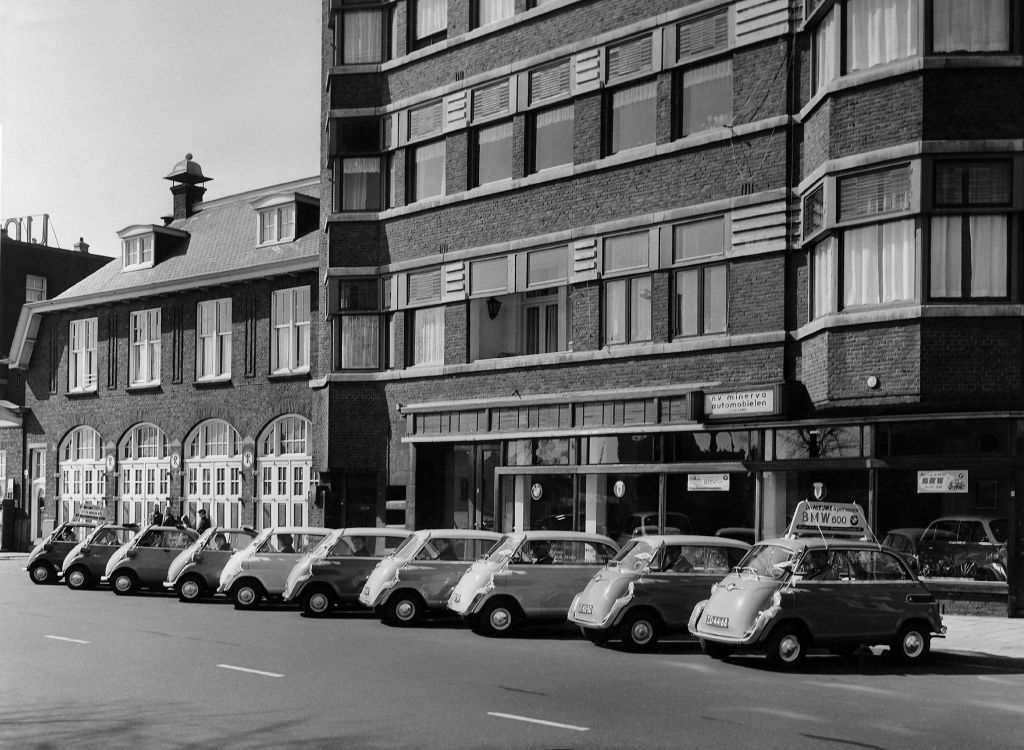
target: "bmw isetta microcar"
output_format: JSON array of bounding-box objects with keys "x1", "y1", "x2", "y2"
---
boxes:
[
  {"x1": 689, "y1": 501, "x2": 946, "y2": 668},
  {"x1": 448, "y1": 530, "x2": 618, "y2": 636},
  {"x1": 60, "y1": 523, "x2": 139, "y2": 590},
  {"x1": 104, "y1": 525, "x2": 199, "y2": 595},
  {"x1": 25, "y1": 522, "x2": 96, "y2": 585},
  {"x1": 568, "y1": 534, "x2": 750, "y2": 651},
  {"x1": 164, "y1": 527, "x2": 258, "y2": 602},
  {"x1": 218, "y1": 526, "x2": 330, "y2": 609}
]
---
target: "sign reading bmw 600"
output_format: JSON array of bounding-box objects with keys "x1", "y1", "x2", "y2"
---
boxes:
[{"x1": 788, "y1": 501, "x2": 868, "y2": 538}]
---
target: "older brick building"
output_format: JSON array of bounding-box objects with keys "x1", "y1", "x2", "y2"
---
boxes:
[
  {"x1": 7, "y1": 157, "x2": 321, "y2": 546},
  {"x1": 320, "y1": 0, "x2": 1024, "y2": 612}
]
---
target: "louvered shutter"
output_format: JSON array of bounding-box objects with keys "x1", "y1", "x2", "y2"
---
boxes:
[
  {"x1": 409, "y1": 101, "x2": 444, "y2": 140},
  {"x1": 472, "y1": 80, "x2": 510, "y2": 121},
  {"x1": 529, "y1": 60, "x2": 571, "y2": 105},
  {"x1": 838, "y1": 166, "x2": 911, "y2": 220},
  {"x1": 607, "y1": 35, "x2": 653, "y2": 81},
  {"x1": 677, "y1": 12, "x2": 728, "y2": 60},
  {"x1": 803, "y1": 184, "x2": 825, "y2": 239},
  {"x1": 408, "y1": 269, "x2": 442, "y2": 303}
]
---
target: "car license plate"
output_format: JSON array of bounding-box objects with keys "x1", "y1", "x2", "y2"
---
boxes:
[
  {"x1": 705, "y1": 614, "x2": 729, "y2": 628},
  {"x1": 578, "y1": 603, "x2": 594, "y2": 614},
  {"x1": 361, "y1": 586, "x2": 370, "y2": 597}
]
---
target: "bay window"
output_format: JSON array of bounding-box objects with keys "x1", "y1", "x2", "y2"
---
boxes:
[
  {"x1": 842, "y1": 219, "x2": 916, "y2": 307},
  {"x1": 846, "y1": 0, "x2": 919, "y2": 73},
  {"x1": 332, "y1": 118, "x2": 383, "y2": 212},
  {"x1": 812, "y1": 236, "x2": 838, "y2": 318},
  {"x1": 932, "y1": 0, "x2": 1008, "y2": 53},
  {"x1": 337, "y1": 9, "x2": 384, "y2": 64},
  {"x1": 475, "y1": 0, "x2": 514, "y2": 28},
  {"x1": 412, "y1": 0, "x2": 447, "y2": 49},
  {"x1": 335, "y1": 278, "x2": 382, "y2": 370}
]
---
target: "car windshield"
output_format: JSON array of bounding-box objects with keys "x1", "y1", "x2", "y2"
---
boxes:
[
  {"x1": 202, "y1": 529, "x2": 252, "y2": 553},
  {"x1": 611, "y1": 540, "x2": 660, "y2": 570},
  {"x1": 485, "y1": 535, "x2": 522, "y2": 562},
  {"x1": 51, "y1": 524, "x2": 92, "y2": 543},
  {"x1": 392, "y1": 534, "x2": 425, "y2": 561},
  {"x1": 734, "y1": 544, "x2": 799, "y2": 578},
  {"x1": 88, "y1": 526, "x2": 133, "y2": 546}
]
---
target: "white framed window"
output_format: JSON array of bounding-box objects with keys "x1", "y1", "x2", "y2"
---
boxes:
[
  {"x1": 258, "y1": 204, "x2": 296, "y2": 246},
  {"x1": 842, "y1": 219, "x2": 916, "y2": 307},
  {"x1": 604, "y1": 275, "x2": 653, "y2": 345},
  {"x1": 272, "y1": 286, "x2": 311, "y2": 374},
  {"x1": 674, "y1": 264, "x2": 727, "y2": 337},
  {"x1": 25, "y1": 275, "x2": 47, "y2": 302},
  {"x1": 130, "y1": 309, "x2": 161, "y2": 386},
  {"x1": 122, "y1": 234, "x2": 154, "y2": 270},
  {"x1": 410, "y1": 306, "x2": 445, "y2": 366},
  {"x1": 59, "y1": 426, "x2": 105, "y2": 523},
  {"x1": 118, "y1": 423, "x2": 171, "y2": 526},
  {"x1": 69, "y1": 318, "x2": 98, "y2": 393},
  {"x1": 184, "y1": 419, "x2": 243, "y2": 528},
  {"x1": 197, "y1": 299, "x2": 232, "y2": 381},
  {"x1": 258, "y1": 415, "x2": 314, "y2": 529}
]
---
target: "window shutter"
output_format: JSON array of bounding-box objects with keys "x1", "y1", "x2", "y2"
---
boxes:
[
  {"x1": 408, "y1": 269, "x2": 442, "y2": 303},
  {"x1": 472, "y1": 80, "x2": 510, "y2": 120},
  {"x1": 677, "y1": 12, "x2": 728, "y2": 60},
  {"x1": 529, "y1": 60, "x2": 571, "y2": 105},
  {"x1": 802, "y1": 183, "x2": 825, "y2": 239},
  {"x1": 607, "y1": 35, "x2": 653, "y2": 81},
  {"x1": 838, "y1": 165, "x2": 911, "y2": 220},
  {"x1": 408, "y1": 101, "x2": 444, "y2": 140}
]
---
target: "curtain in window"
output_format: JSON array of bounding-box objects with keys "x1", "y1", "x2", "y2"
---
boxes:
[
  {"x1": 929, "y1": 215, "x2": 962, "y2": 297},
  {"x1": 414, "y1": 141, "x2": 445, "y2": 200},
  {"x1": 812, "y1": 236, "x2": 837, "y2": 317},
  {"x1": 674, "y1": 270, "x2": 699, "y2": 337},
  {"x1": 933, "y1": 0, "x2": 1008, "y2": 52},
  {"x1": 341, "y1": 315, "x2": 380, "y2": 369},
  {"x1": 476, "y1": 121, "x2": 513, "y2": 184},
  {"x1": 611, "y1": 80, "x2": 656, "y2": 153},
  {"x1": 813, "y1": 8, "x2": 838, "y2": 92},
  {"x1": 416, "y1": 0, "x2": 447, "y2": 39},
  {"x1": 682, "y1": 59, "x2": 733, "y2": 135},
  {"x1": 477, "y1": 0, "x2": 514, "y2": 27},
  {"x1": 630, "y1": 277, "x2": 652, "y2": 342},
  {"x1": 880, "y1": 219, "x2": 915, "y2": 302},
  {"x1": 533, "y1": 104, "x2": 574, "y2": 171},
  {"x1": 843, "y1": 219, "x2": 915, "y2": 306},
  {"x1": 847, "y1": 0, "x2": 919, "y2": 72},
  {"x1": 342, "y1": 157, "x2": 381, "y2": 211},
  {"x1": 344, "y1": 10, "x2": 382, "y2": 64},
  {"x1": 703, "y1": 265, "x2": 727, "y2": 333},
  {"x1": 413, "y1": 307, "x2": 444, "y2": 365},
  {"x1": 605, "y1": 280, "x2": 627, "y2": 344},
  {"x1": 970, "y1": 215, "x2": 1007, "y2": 297}
]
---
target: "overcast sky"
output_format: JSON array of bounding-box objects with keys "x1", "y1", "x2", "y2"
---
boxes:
[{"x1": 0, "y1": 0, "x2": 320, "y2": 258}]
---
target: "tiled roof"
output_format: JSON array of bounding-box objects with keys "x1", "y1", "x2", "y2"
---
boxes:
[{"x1": 53, "y1": 176, "x2": 320, "y2": 302}]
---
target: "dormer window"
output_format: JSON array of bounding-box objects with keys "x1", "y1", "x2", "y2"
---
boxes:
[
  {"x1": 123, "y1": 234, "x2": 154, "y2": 270},
  {"x1": 258, "y1": 204, "x2": 296, "y2": 246}
]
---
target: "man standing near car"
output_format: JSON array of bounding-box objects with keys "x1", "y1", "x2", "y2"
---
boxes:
[{"x1": 196, "y1": 508, "x2": 211, "y2": 534}]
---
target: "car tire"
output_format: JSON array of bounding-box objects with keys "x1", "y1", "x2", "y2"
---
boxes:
[
  {"x1": 581, "y1": 627, "x2": 610, "y2": 646},
  {"x1": 766, "y1": 624, "x2": 808, "y2": 668},
  {"x1": 302, "y1": 587, "x2": 335, "y2": 617},
  {"x1": 231, "y1": 581, "x2": 263, "y2": 610},
  {"x1": 478, "y1": 599, "x2": 520, "y2": 637},
  {"x1": 891, "y1": 622, "x2": 930, "y2": 664},
  {"x1": 383, "y1": 591, "x2": 423, "y2": 626},
  {"x1": 176, "y1": 575, "x2": 205, "y2": 602},
  {"x1": 700, "y1": 639, "x2": 733, "y2": 660},
  {"x1": 29, "y1": 561, "x2": 55, "y2": 585},
  {"x1": 620, "y1": 610, "x2": 661, "y2": 652},
  {"x1": 65, "y1": 566, "x2": 92, "y2": 591},
  {"x1": 111, "y1": 570, "x2": 138, "y2": 596}
]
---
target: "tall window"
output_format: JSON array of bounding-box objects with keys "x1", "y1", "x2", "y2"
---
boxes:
[
  {"x1": 258, "y1": 204, "x2": 295, "y2": 246},
  {"x1": 271, "y1": 286, "x2": 311, "y2": 374},
  {"x1": 130, "y1": 309, "x2": 161, "y2": 386},
  {"x1": 930, "y1": 160, "x2": 1012, "y2": 299},
  {"x1": 812, "y1": 7, "x2": 838, "y2": 94},
  {"x1": 197, "y1": 299, "x2": 232, "y2": 380},
  {"x1": 474, "y1": 121, "x2": 513, "y2": 186},
  {"x1": 338, "y1": 9, "x2": 384, "y2": 64},
  {"x1": 679, "y1": 59, "x2": 733, "y2": 136},
  {"x1": 843, "y1": 219, "x2": 916, "y2": 307},
  {"x1": 410, "y1": 140, "x2": 446, "y2": 201},
  {"x1": 412, "y1": 0, "x2": 447, "y2": 49},
  {"x1": 332, "y1": 118, "x2": 383, "y2": 212},
  {"x1": 933, "y1": 0, "x2": 1008, "y2": 52},
  {"x1": 119, "y1": 423, "x2": 170, "y2": 526},
  {"x1": 475, "y1": 0, "x2": 514, "y2": 28},
  {"x1": 674, "y1": 265, "x2": 727, "y2": 337},
  {"x1": 605, "y1": 276, "x2": 652, "y2": 345},
  {"x1": 410, "y1": 306, "x2": 445, "y2": 365},
  {"x1": 69, "y1": 318, "x2": 98, "y2": 393},
  {"x1": 812, "y1": 236, "x2": 838, "y2": 318},
  {"x1": 122, "y1": 234, "x2": 154, "y2": 269},
  {"x1": 609, "y1": 80, "x2": 656, "y2": 154},
  {"x1": 59, "y1": 426, "x2": 104, "y2": 523},
  {"x1": 258, "y1": 415, "x2": 313, "y2": 529},
  {"x1": 531, "y1": 104, "x2": 574, "y2": 172},
  {"x1": 846, "y1": 0, "x2": 919, "y2": 73},
  {"x1": 523, "y1": 289, "x2": 562, "y2": 354},
  {"x1": 25, "y1": 274, "x2": 47, "y2": 302},
  {"x1": 185, "y1": 420, "x2": 243, "y2": 528},
  {"x1": 335, "y1": 278, "x2": 381, "y2": 370}
]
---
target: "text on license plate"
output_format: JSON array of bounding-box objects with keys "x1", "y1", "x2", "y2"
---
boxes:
[
  {"x1": 578, "y1": 603, "x2": 594, "y2": 614},
  {"x1": 705, "y1": 614, "x2": 729, "y2": 628}
]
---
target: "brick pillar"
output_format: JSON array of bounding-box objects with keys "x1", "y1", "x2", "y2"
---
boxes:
[
  {"x1": 570, "y1": 282, "x2": 601, "y2": 352},
  {"x1": 574, "y1": 93, "x2": 603, "y2": 163}
]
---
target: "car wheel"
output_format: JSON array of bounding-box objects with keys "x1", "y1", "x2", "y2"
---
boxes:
[
  {"x1": 65, "y1": 566, "x2": 92, "y2": 590},
  {"x1": 478, "y1": 600, "x2": 520, "y2": 637},
  {"x1": 383, "y1": 591, "x2": 422, "y2": 626},
  {"x1": 176, "y1": 575, "x2": 205, "y2": 602},
  {"x1": 766, "y1": 624, "x2": 808, "y2": 668},
  {"x1": 620, "y1": 610, "x2": 661, "y2": 652},
  {"x1": 581, "y1": 627, "x2": 610, "y2": 646},
  {"x1": 303, "y1": 587, "x2": 335, "y2": 617},
  {"x1": 891, "y1": 622, "x2": 930, "y2": 663},
  {"x1": 700, "y1": 639, "x2": 733, "y2": 660},
  {"x1": 111, "y1": 570, "x2": 138, "y2": 596},
  {"x1": 29, "y1": 561, "x2": 55, "y2": 585},
  {"x1": 231, "y1": 581, "x2": 263, "y2": 610}
]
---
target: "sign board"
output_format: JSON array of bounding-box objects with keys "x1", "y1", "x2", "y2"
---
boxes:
[
  {"x1": 75, "y1": 505, "x2": 105, "y2": 520},
  {"x1": 787, "y1": 501, "x2": 868, "y2": 538},
  {"x1": 917, "y1": 470, "x2": 968, "y2": 494},
  {"x1": 687, "y1": 473, "x2": 730, "y2": 492},
  {"x1": 703, "y1": 388, "x2": 776, "y2": 418}
]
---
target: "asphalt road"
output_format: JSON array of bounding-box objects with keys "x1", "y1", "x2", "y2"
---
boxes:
[{"x1": 2, "y1": 558, "x2": 1023, "y2": 750}]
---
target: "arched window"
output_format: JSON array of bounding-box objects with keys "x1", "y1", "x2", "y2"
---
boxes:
[
  {"x1": 184, "y1": 419, "x2": 242, "y2": 527},
  {"x1": 258, "y1": 415, "x2": 313, "y2": 528},
  {"x1": 118, "y1": 423, "x2": 170, "y2": 525},
  {"x1": 59, "y1": 426, "x2": 104, "y2": 523}
]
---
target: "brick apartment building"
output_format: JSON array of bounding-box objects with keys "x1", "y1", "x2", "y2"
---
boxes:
[
  {"x1": 5, "y1": 157, "x2": 321, "y2": 547},
  {"x1": 320, "y1": 0, "x2": 1024, "y2": 613},
  {"x1": 0, "y1": 217, "x2": 111, "y2": 549}
]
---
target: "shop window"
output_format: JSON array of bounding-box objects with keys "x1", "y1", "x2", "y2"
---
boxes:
[
  {"x1": 530, "y1": 103, "x2": 574, "y2": 173},
  {"x1": 932, "y1": 0, "x2": 1008, "y2": 53},
  {"x1": 677, "y1": 58, "x2": 733, "y2": 136},
  {"x1": 607, "y1": 80, "x2": 656, "y2": 155},
  {"x1": 408, "y1": 306, "x2": 445, "y2": 366},
  {"x1": 474, "y1": 0, "x2": 513, "y2": 28},
  {"x1": 69, "y1": 317, "x2": 98, "y2": 393},
  {"x1": 409, "y1": 140, "x2": 446, "y2": 202},
  {"x1": 664, "y1": 431, "x2": 760, "y2": 462},
  {"x1": 271, "y1": 286, "x2": 310, "y2": 374},
  {"x1": 472, "y1": 120, "x2": 513, "y2": 186},
  {"x1": 774, "y1": 427, "x2": 863, "y2": 459},
  {"x1": 585, "y1": 435, "x2": 657, "y2": 464},
  {"x1": 336, "y1": 9, "x2": 385, "y2": 64},
  {"x1": 410, "y1": 0, "x2": 447, "y2": 49},
  {"x1": 129, "y1": 308, "x2": 161, "y2": 387},
  {"x1": 877, "y1": 420, "x2": 1010, "y2": 457}
]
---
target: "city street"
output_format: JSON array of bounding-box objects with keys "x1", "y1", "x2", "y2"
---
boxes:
[{"x1": 2, "y1": 559, "x2": 1024, "y2": 749}]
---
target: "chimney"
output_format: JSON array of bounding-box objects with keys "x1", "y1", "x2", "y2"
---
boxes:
[
  {"x1": 163, "y1": 153, "x2": 213, "y2": 220},
  {"x1": 74, "y1": 237, "x2": 90, "y2": 254}
]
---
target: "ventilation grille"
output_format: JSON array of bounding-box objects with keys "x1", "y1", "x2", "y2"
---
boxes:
[
  {"x1": 607, "y1": 35, "x2": 653, "y2": 80},
  {"x1": 409, "y1": 101, "x2": 444, "y2": 140},
  {"x1": 529, "y1": 60, "x2": 571, "y2": 105},
  {"x1": 678, "y1": 12, "x2": 728, "y2": 60}
]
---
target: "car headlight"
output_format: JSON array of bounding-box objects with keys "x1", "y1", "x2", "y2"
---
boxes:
[{"x1": 772, "y1": 591, "x2": 782, "y2": 607}]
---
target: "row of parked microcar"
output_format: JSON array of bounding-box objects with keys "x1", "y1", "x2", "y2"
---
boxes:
[{"x1": 25, "y1": 501, "x2": 946, "y2": 668}]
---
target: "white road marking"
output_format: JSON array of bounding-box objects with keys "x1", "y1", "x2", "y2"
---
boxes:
[
  {"x1": 45, "y1": 635, "x2": 89, "y2": 644},
  {"x1": 487, "y1": 712, "x2": 589, "y2": 732},
  {"x1": 216, "y1": 664, "x2": 283, "y2": 678}
]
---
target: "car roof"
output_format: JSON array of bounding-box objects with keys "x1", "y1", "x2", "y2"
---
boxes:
[
  {"x1": 624, "y1": 534, "x2": 751, "y2": 549},
  {"x1": 504, "y1": 530, "x2": 618, "y2": 545},
  {"x1": 413, "y1": 528, "x2": 502, "y2": 539},
  {"x1": 883, "y1": 527, "x2": 926, "y2": 538},
  {"x1": 212, "y1": 527, "x2": 257, "y2": 535},
  {"x1": 261, "y1": 526, "x2": 331, "y2": 534},
  {"x1": 927, "y1": 515, "x2": 1006, "y2": 523},
  {"x1": 333, "y1": 527, "x2": 410, "y2": 536}
]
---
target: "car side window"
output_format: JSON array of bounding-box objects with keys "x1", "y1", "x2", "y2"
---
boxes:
[
  {"x1": 848, "y1": 550, "x2": 910, "y2": 581},
  {"x1": 671, "y1": 546, "x2": 730, "y2": 575},
  {"x1": 964, "y1": 522, "x2": 988, "y2": 544}
]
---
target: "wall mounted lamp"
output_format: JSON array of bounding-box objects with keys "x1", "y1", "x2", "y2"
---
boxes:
[{"x1": 486, "y1": 297, "x2": 502, "y2": 319}]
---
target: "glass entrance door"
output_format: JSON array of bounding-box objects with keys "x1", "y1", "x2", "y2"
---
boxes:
[{"x1": 415, "y1": 443, "x2": 500, "y2": 530}]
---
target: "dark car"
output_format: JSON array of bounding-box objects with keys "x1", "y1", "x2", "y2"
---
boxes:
[
  {"x1": 164, "y1": 527, "x2": 258, "y2": 602},
  {"x1": 880, "y1": 528, "x2": 925, "y2": 571},
  {"x1": 60, "y1": 524, "x2": 139, "y2": 590},
  {"x1": 917, "y1": 516, "x2": 1007, "y2": 581},
  {"x1": 24, "y1": 522, "x2": 97, "y2": 584},
  {"x1": 103, "y1": 525, "x2": 200, "y2": 595}
]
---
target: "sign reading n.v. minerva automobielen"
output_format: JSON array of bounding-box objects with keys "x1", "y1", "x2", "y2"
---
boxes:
[{"x1": 787, "y1": 501, "x2": 869, "y2": 538}]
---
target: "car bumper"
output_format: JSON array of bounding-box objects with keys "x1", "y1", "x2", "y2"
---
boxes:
[
  {"x1": 566, "y1": 592, "x2": 631, "y2": 631},
  {"x1": 688, "y1": 600, "x2": 781, "y2": 646}
]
